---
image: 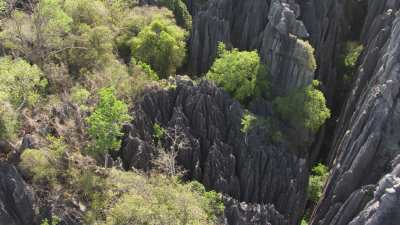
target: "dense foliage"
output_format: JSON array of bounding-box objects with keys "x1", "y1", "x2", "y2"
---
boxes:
[
  {"x1": 275, "y1": 80, "x2": 331, "y2": 132},
  {"x1": 86, "y1": 88, "x2": 131, "y2": 158},
  {"x1": 0, "y1": 57, "x2": 46, "y2": 139},
  {"x1": 338, "y1": 41, "x2": 364, "y2": 93},
  {"x1": 131, "y1": 18, "x2": 187, "y2": 78},
  {"x1": 159, "y1": 0, "x2": 192, "y2": 30},
  {"x1": 207, "y1": 43, "x2": 267, "y2": 104},
  {"x1": 297, "y1": 39, "x2": 317, "y2": 72},
  {"x1": 20, "y1": 148, "x2": 224, "y2": 225},
  {"x1": 0, "y1": 1, "x2": 334, "y2": 224},
  {"x1": 308, "y1": 163, "x2": 329, "y2": 203}
]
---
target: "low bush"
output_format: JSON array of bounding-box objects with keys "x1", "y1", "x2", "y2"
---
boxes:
[{"x1": 19, "y1": 149, "x2": 59, "y2": 185}]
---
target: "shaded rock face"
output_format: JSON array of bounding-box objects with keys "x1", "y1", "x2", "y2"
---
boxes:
[
  {"x1": 188, "y1": 0, "x2": 315, "y2": 96},
  {"x1": 0, "y1": 163, "x2": 36, "y2": 225},
  {"x1": 310, "y1": 2, "x2": 400, "y2": 224},
  {"x1": 121, "y1": 77, "x2": 308, "y2": 224},
  {"x1": 348, "y1": 156, "x2": 400, "y2": 225},
  {"x1": 223, "y1": 196, "x2": 289, "y2": 225}
]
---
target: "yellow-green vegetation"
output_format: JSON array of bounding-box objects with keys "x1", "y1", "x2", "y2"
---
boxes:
[
  {"x1": 159, "y1": 0, "x2": 192, "y2": 30},
  {"x1": 339, "y1": 41, "x2": 364, "y2": 89},
  {"x1": 241, "y1": 111, "x2": 257, "y2": 134},
  {"x1": 275, "y1": 80, "x2": 331, "y2": 133},
  {"x1": 0, "y1": 57, "x2": 46, "y2": 108},
  {"x1": 0, "y1": 57, "x2": 46, "y2": 139},
  {"x1": 0, "y1": 101, "x2": 18, "y2": 140},
  {"x1": 0, "y1": 0, "x2": 73, "y2": 65},
  {"x1": 131, "y1": 18, "x2": 187, "y2": 79},
  {"x1": 19, "y1": 136, "x2": 67, "y2": 186},
  {"x1": 70, "y1": 85, "x2": 91, "y2": 110},
  {"x1": 20, "y1": 146, "x2": 224, "y2": 225},
  {"x1": 153, "y1": 122, "x2": 167, "y2": 142},
  {"x1": 308, "y1": 163, "x2": 328, "y2": 203},
  {"x1": 297, "y1": 39, "x2": 317, "y2": 72},
  {"x1": 86, "y1": 88, "x2": 131, "y2": 159},
  {"x1": 131, "y1": 58, "x2": 160, "y2": 81},
  {"x1": 20, "y1": 149, "x2": 59, "y2": 185},
  {"x1": 207, "y1": 43, "x2": 267, "y2": 104},
  {"x1": 103, "y1": 173, "x2": 223, "y2": 225},
  {"x1": 40, "y1": 217, "x2": 60, "y2": 225}
]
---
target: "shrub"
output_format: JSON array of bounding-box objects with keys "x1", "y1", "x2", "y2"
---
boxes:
[
  {"x1": 19, "y1": 149, "x2": 58, "y2": 185},
  {"x1": 188, "y1": 181, "x2": 224, "y2": 221},
  {"x1": 207, "y1": 43, "x2": 267, "y2": 104},
  {"x1": 340, "y1": 42, "x2": 364, "y2": 89},
  {"x1": 159, "y1": 0, "x2": 192, "y2": 30},
  {"x1": 0, "y1": 0, "x2": 72, "y2": 64},
  {"x1": 115, "y1": 6, "x2": 175, "y2": 61},
  {"x1": 275, "y1": 80, "x2": 331, "y2": 132},
  {"x1": 0, "y1": 57, "x2": 46, "y2": 108},
  {"x1": 0, "y1": 100, "x2": 19, "y2": 140},
  {"x1": 103, "y1": 174, "x2": 221, "y2": 225},
  {"x1": 131, "y1": 58, "x2": 159, "y2": 81},
  {"x1": 70, "y1": 86, "x2": 90, "y2": 110},
  {"x1": 131, "y1": 18, "x2": 187, "y2": 78},
  {"x1": 64, "y1": 0, "x2": 109, "y2": 27},
  {"x1": 308, "y1": 163, "x2": 328, "y2": 204},
  {"x1": 86, "y1": 88, "x2": 131, "y2": 161},
  {"x1": 297, "y1": 39, "x2": 317, "y2": 72},
  {"x1": 153, "y1": 122, "x2": 166, "y2": 142},
  {"x1": 65, "y1": 25, "x2": 115, "y2": 74},
  {"x1": 40, "y1": 217, "x2": 60, "y2": 225},
  {"x1": 241, "y1": 112, "x2": 257, "y2": 134}
]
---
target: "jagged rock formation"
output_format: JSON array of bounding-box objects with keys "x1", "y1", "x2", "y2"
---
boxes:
[
  {"x1": 121, "y1": 76, "x2": 308, "y2": 224},
  {"x1": 188, "y1": 0, "x2": 315, "y2": 96},
  {"x1": 348, "y1": 156, "x2": 400, "y2": 225},
  {"x1": 0, "y1": 163, "x2": 36, "y2": 225},
  {"x1": 223, "y1": 197, "x2": 288, "y2": 225},
  {"x1": 310, "y1": 2, "x2": 400, "y2": 224}
]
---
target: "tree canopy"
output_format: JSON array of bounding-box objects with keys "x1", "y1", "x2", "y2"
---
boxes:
[
  {"x1": 131, "y1": 18, "x2": 187, "y2": 79},
  {"x1": 86, "y1": 88, "x2": 131, "y2": 157},
  {"x1": 275, "y1": 80, "x2": 331, "y2": 132},
  {"x1": 207, "y1": 43, "x2": 267, "y2": 104}
]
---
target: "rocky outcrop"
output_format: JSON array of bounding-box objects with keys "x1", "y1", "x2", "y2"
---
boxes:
[
  {"x1": 0, "y1": 163, "x2": 36, "y2": 225},
  {"x1": 348, "y1": 156, "x2": 400, "y2": 225},
  {"x1": 121, "y1": 76, "x2": 308, "y2": 224},
  {"x1": 188, "y1": 0, "x2": 315, "y2": 96},
  {"x1": 223, "y1": 197, "x2": 289, "y2": 225},
  {"x1": 310, "y1": 3, "x2": 400, "y2": 224}
]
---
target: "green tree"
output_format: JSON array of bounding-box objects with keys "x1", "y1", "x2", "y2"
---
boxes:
[
  {"x1": 131, "y1": 18, "x2": 187, "y2": 79},
  {"x1": 0, "y1": 57, "x2": 46, "y2": 108},
  {"x1": 64, "y1": 0, "x2": 109, "y2": 27},
  {"x1": 0, "y1": 0, "x2": 72, "y2": 65},
  {"x1": 86, "y1": 88, "x2": 131, "y2": 165},
  {"x1": 66, "y1": 25, "x2": 115, "y2": 74},
  {"x1": 206, "y1": 43, "x2": 267, "y2": 104},
  {"x1": 159, "y1": 0, "x2": 192, "y2": 30},
  {"x1": 274, "y1": 80, "x2": 330, "y2": 133},
  {"x1": 308, "y1": 163, "x2": 329, "y2": 204}
]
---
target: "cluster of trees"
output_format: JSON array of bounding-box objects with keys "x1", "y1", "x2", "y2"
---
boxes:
[
  {"x1": 207, "y1": 42, "x2": 330, "y2": 134},
  {"x1": 21, "y1": 143, "x2": 224, "y2": 225},
  {"x1": 0, "y1": 0, "x2": 334, "y2": 223},
  {"x1": 0, "y1": 0, "x2": 191, "y2": 157}
]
